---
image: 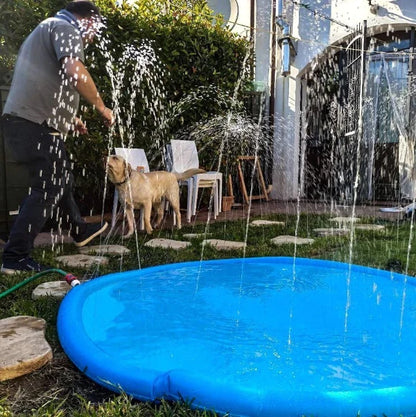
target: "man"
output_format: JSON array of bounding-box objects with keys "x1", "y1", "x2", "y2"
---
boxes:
[{"x1": 1, "y1": 1, "x2": 114, "y2": 274}]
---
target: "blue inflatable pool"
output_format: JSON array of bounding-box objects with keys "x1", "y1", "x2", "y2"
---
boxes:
[{"x1": 57, "y1": 257, "x2": 416, "y2": 416}]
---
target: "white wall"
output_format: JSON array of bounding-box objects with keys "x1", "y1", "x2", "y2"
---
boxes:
[
  {"x1": 331, "y1": 0, "x2": 416, "y2": 42},
  {"x1": 255, "y1": 0, "x2": 273, "y2": 89},
  {"x1": 271, "y1": 0, "x2": 416, "y2": 200},
  {"x1": 231, "y1": 0, "x2": 252, "y2": 37}
]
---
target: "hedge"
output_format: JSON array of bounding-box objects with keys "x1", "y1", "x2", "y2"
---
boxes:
[{"x1": 0, "y1": 0, "x2": 253, "y2": 213}]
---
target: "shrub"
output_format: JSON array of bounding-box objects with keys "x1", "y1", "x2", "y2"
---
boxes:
[{"x1": 0, "y1": 0, "x2": 252, "y2": 214}]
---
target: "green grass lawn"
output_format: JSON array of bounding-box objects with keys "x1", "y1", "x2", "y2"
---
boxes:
[{"x1": 0, "y1": 212, "x2": 415, "y2": 416}]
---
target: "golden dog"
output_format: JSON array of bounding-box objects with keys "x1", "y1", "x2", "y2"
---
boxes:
[{"x1": 106, "y1": 154, "x2": 204, "y2": 235}]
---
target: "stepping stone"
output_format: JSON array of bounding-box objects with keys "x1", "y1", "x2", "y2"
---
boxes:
[
  {"x1": 145, "y1": 238, "x2": 191, "y2": 250},
  {"x1": 329, "y1": 217, "x2": 360, "y2": 225},
  {"x1": 355, "y1": 224, "x2": 385, "y2": 231},
  {"x1": 183, "y1": 233, "x2": 212, "y2": 240},
  {"x1": 0, "y1": 316, "x2": 52, "y2": 381},
  {"x1": 250, "y1": 220, "x2": 285, "y2": 227},
  {"x1": 203, "y1": 239, "x2": 246, "y2": 250},
  {"x1": 32, "y1": 280, "x2": 87, "y2": 299},
  {"x1": 56, "y1": 254, "x2": 108, "y2": 268},
  {"x1": 34, "y1": 232, "x2": 73, "y2": 247},
  {"x1": 314, "y1": 228, "x2": 350, "y2": 237},
  {"x1": 270, "y1": 235, "x2": 315, "y2": 245},
  {"x1": 79, "y1": 244, "x2": 130, "y2": 255}
]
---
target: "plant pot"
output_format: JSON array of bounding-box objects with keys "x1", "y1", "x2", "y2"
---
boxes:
[{"x1": 222, "y1": 196, "x2": 234, "y2": 212}]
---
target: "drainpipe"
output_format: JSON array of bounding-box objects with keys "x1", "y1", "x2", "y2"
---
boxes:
[
  {"x1": 276, "y1": 0, "x2": 292, "y2": 76},
  {"x1": 269, "y1": 0, "x2": 277, "y2": 126},
  {"x1": 250, "y1": 0, "x2": 255, "y2": 80}
]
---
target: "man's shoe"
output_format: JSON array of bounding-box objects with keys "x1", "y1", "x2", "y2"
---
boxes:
[
  {"x1": 1, "y1": 257, "x2": 50, "y2": 275},
  {"x1": 73, "y1": 222, "x2": 108, "y2": 247}
]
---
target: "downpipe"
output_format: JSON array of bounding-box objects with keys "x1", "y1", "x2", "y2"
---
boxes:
[{"x1": 276, "y1": 0, "x2": 293, "y2": 76}]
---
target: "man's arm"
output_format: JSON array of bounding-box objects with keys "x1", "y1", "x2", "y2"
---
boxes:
[{"x1": 61, "y1": 56, "x2": 114, "y2": 126}]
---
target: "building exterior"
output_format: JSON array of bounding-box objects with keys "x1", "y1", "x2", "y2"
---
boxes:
[
  {"x1": 273, "y1": 0, "x2": 416, "y2": 203},
  {"x1": 222, "y1": 0, "x2": 416, "y2": 203}
]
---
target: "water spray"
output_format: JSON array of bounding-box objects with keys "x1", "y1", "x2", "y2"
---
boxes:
[{"x1": 0, "y1": 268, "x2": 80, "y2": 300}]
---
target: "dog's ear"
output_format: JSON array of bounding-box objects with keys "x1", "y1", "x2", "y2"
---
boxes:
[{"x1": 127, "y1": 162, "x2": 132, "y2": 177}]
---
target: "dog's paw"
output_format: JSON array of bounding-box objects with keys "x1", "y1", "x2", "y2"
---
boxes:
[{"x1": 124, "y1": 231, "x2": 134, "y2": 238}]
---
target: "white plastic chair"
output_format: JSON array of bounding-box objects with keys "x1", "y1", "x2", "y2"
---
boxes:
[
  {"x1": 111, "y1": 147, "x2": 150, "y2": 230},
  {"x1": 167, "y1": 140, "x2": 222, "y2": 221},
  {"x1": 164, "y1": 143, "x2": 193, "y2": 223}
]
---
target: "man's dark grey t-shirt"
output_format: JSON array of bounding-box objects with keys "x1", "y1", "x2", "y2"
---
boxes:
[{"x1": 3, "y1": 17, "x2": 85, "y2": 134}]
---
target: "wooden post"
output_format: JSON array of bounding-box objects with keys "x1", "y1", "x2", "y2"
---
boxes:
[{"x1": 237, "y1": 156, "x2": 269, "y2": 204}]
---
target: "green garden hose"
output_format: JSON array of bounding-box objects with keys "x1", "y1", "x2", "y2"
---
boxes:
[{"x1": 0, "y1": 268, "x2": 80, "y2": 300}]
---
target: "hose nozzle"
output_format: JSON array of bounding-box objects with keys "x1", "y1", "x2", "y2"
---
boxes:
[{"x1": 64, "y1": 273, "x2": 80, "y2": 287}]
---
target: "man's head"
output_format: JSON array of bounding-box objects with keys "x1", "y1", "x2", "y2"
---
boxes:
[
  {"x1": 65, "y1": 1, "x2": 102, "y2": 43},
  {"x1": 65, "y1": 1, "x2": 100, "y2": 18}
]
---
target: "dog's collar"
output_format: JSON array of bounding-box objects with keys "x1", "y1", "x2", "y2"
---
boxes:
[{"x1": 114, "y1": 174, "x2": 130, "y2": 186}]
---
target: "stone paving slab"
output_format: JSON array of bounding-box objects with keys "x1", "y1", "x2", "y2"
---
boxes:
[
  {"x1": 183, "y1": 233, "x2": 212, "y2": 240},
  {"x1": 250, "y1": 220, "x2": 285, "y2": 227},
  {"x1": 355, "y1": 224, "x2": 385, "y2": 231},
  {"x1": 270, "y1": 235, "x2": 315, "y2": 245},
  {"x1": 0, "y1": 316, "x2": 52, "y2": 381},
  {"x1": 314, "y1": 228, "x2": 350, "y2": 237},
  {"x1": 56, "y1": 254, "x2": 109, "y2": 268},
  {"x1": 145, "y1": 238, "x2": 191, "y2": 249},
  {"x1": 203, "y1": 239, "x2": 246, "y2": 250},
  {"x1": 32, "y1": 280, "x2": 87, "y2": 299},
  {"x1": 34, "y1": 232, "x2": 73, "y2": 247},
  {"x1": 78, "y1": 244, "x2": 130, "y2": 255},
  {"x1": 329, "y1": 216, "x2": 361, "y2": 224}
]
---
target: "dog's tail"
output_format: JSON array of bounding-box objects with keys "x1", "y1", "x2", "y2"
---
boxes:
[{"x1": 174, "y1": 168, "x2": 206, "y2": 180}]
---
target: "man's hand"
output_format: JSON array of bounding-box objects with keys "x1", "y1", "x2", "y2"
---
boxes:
[
  {"x1": 74, "y1": 117, "x2": 88, "y2": 135},
  {"x1": 101, "y1": 107, "x2": 115, "y2": 127},
  {"x1": 61, "y1": 57, "x2": 115, "y2": 128}
]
